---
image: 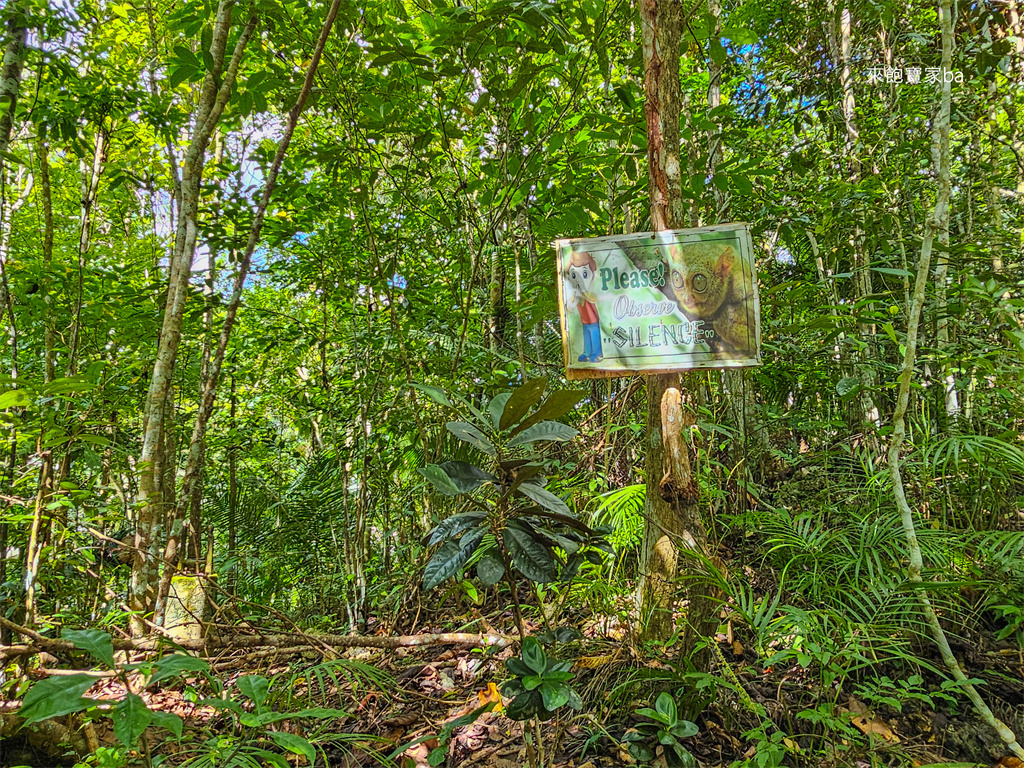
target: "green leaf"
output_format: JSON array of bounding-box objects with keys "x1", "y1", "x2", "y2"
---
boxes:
[
  {"x1": 19, "y1": 675, "x2": 96, "y2": 724},
  {"x1": 237, "y1": 675, "x2": 270, "y2": 710},
  {"x1": 268, "y1": 732, "x2": 316, "y2": 764},
  {"x1": 567, "y1": 687, "x2": 583, "y2": 710},
  {"x1": 436, "y1": 461, "x2": 496, "y2": 493},
  {"x1": 836, "y1": 376, "x2": 860, "y2": 397},
  {"x1": 655, "y1": 692, "x2": 677, "y2": 723},
  {"x1": 446, "y1": 421, "x2": 496, "y2": 455},
  {"x1": 671, "y1": 720, "x2": 699, "y2": 739},
  {"x1": 149, "y1": 653, "x2": 210, "y2": 687},
  {"x1": 476, "y1": 548, "x2": 505, "y2": 587},
  {"x1": 517, "y1": 481, "x2": 571, "y2": 517},
  {"x1": 488, "y1": 392, "x2": 512, "y2": 428},
  {"x1": 506, "y1": 657, "x2": 533, "y2": 677},
  {"x1": 412, "y1": 383, "x2": 453, "y2": 407},
  {"x1": 540, "y1": 682, "x2": 570, "y2": 710},
  {"x1": 62, "y1": 628, "x2": 115, "y2": 668},
  {"x1": 636, "y1": 707, "x2": 670, "y2": 725},
  {"x1": 523, "y1": 674, "x2": 543, "y2": 690},
  {"x1": 150, "y1": 710, "x2": 183, "y2": 738},
  {"x1": 512, "y1": 390, "x2": 586, "y2": 435},
  {"x1": 731, "y1": 174, "x2": 754, "y2": 196},
  {"x1": 521, "y1": 637, "x2": 546, "y2": 674},
  {"x1": 418, "y1": 464, "x2": 462, "y2": 496},
  {"x1": 423, "y1": 529, "x2": 484, "y2": 590},
  {"x1": 507, "y1": 420, "x2": 578, "y2": 447},
  {"x1": 504, "y1": 522, "x2": 556, "y2": 583},
  {"x1": 424, "y1": 511, "x2": 486, "y2": 546},
  {"x1": 499, "y1": 378, "x2": 548, "y2": 430},
  {"x1": 112, "y1": 693, "x2": 152, "y2": 747},
  {"x1": 0, "y1": 389, "x2": 31, "y2": 408}
]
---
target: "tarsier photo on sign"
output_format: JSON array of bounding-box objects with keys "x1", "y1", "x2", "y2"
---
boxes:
[
  {"x1": 666, "y1": 241, "x2": 755, "y2": 356},
  {"x1": 556, "y1": 225, "x2": 760, "y2": 377}
]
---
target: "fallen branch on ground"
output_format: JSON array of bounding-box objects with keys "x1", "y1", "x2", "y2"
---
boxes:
[{"x1": 0, "y1": 615, "x2": 513, "y2": 660}]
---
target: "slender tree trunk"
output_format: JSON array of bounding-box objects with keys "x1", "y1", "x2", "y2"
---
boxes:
[
  {"x1": 827, "y1": 0, "x2": 878, "y2": 429},
  {"x1": 68, "y1": 128, "x2": 106, "y2": 376},
  {"x1": 170, "y1": 0, "x2": 344, "y2": 567},
  {"x1": 0, "y1": 6, "x2": 26, "y2": 334},
  {"x1": 131, "y1": 2, "x2": 257, "y2": 636},
  {"x1": 638, "y1": 0, "x2": 714, "y2": 658},
  {"x1": 889, "y1": 0, "x2": 1023, "y2": 755}
]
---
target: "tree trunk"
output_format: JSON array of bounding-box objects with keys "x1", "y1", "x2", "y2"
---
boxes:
[
  {"x1": 827, "y1": 0, "x2": 879, "y2": 429},
  {"x1": 637, "y1": 0, "x2": 714, "y2": 658},
  {"x1": 131, "y1": 2, "x2": 257, "y2": 636},
  {"x1": 888, "y1": 0, "x2": 1023, "y2": 754},
  {"x1": 169, "y1": 0, "x2": 344, "y2": 584},
  {"x1": 0, "y1": 5, "x2": 26, "y2": 332}
]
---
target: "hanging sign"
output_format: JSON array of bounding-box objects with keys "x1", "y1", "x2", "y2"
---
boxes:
[{"x1": 555, "y1": 224, "x2": 761, "y2": 379}]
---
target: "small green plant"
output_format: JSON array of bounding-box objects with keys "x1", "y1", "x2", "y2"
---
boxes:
[
  {"x1": 622, "y1": 692, "x2": 698, "y2": 767},
  {"x1": 854, "y1": 674, "x2": 957, "y2": 713},
  {"x1": 17, "y1": 629, "x2": 374, "y2": 768},
  {"x1": 19, "y1": 629, "x2": 199, "y2": 766},
  {"x1": 416, "y1": 378, "x2": 611, "y2": 635},
  {"x1": 500, "y1": 636, "x2": 582, "y2": 721},
  {"x1": 181, "y1": 673, "x2": 355, "y2": 768}
]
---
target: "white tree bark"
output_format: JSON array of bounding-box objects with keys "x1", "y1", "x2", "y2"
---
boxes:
[{"x1": 889, "y1": 0, "x2": 1023, "y2": 756}]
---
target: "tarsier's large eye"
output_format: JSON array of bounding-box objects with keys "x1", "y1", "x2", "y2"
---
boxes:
[
  {"x1": 569, "y1": 268, "x2": 577, "y2": 280},
  {"x1": 581, "y1": 268, "x2": 589, "y2": 279},
  {"x1": 671, "y1": 271, "x2": 684, "y2": 290},
  {"x1": 692, "y1": 272, "x2": 708, "y2": 293}
]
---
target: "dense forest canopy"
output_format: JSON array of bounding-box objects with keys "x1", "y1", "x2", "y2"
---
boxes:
[{"x1": 0, "y1": 0, "x2": 1023, "y2": 765}]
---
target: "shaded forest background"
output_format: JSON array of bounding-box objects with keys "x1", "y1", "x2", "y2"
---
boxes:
[{"x1": 0, "y1": 0, "x2": 1023, "y2": 765}]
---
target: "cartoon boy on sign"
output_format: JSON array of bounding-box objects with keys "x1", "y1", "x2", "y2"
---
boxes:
[{"x1": 565, "y1": 250, "x2": 603, "y2": 362}]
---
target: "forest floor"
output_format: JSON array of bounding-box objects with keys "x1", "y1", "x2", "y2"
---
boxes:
[{"x1": 4, "y1": 603, "x2": 1022, "y2": 768}]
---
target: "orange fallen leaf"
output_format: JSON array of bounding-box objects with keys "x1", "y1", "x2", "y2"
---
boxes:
[{"x1": 477, "y1": 682, "x2": 503, "y2": 712}]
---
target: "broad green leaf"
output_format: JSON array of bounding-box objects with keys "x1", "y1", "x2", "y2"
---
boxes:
[
  {"x1": 418, "y1": 464, "x2": 462, "y2": 496},
  {"x1": 150, "y1": 710, "x2": 183, "y2": 738},
  {"x1": 488, "y1": 392, "x2": 512, "y2": 428},
  {"x1": 268, "y1": 731, "x2": 316, "y2": 763},
  {"x1": 436, "y1": 461, "x2": 496, "y2": 493},
  {"x1": 237, "y1": 675, "x2": 270, "y2": 710},
  {"x1": 149, "y1": 653, "x2": 210, "y2": 687},
  {"x1": 523, "y1": 674, "x2": 543, "y2": 690},
  {"x1": 507, "y1": 420, "x2": 578, "y2": 447},
  {"x1": 670, "y1": 720, "x2": 699, "y2": 739},
  {"x1": 0, "y1": 389, "x2": 31, "y2": 408},
  {"x1": 836, "y1": 377, "x2": 860, "y2": 397},
  {"x1": 499, "y1": 378, "x2": 548, "y2": 430},
  {"x1": 476, "y1": 548, "x2": 505, "y2": 587},
  {"x1": 62, "y1": 628, "x2": 115, "y2": 668},
  {"x1": 504, "y1": 522, "x2": 556, "y2": 583},
  {"x1": 655, "y1": 692, "x2": 677, "y2": 722},
  {"x1": 518, "y1": 481, "x2": 571, "y2": 517},
  {"x1": 19, "y1": 675, "x2": 96, "y2": 723},
  {"x1": 636, "y1": 707, "x2": 670, "y2": 725},
  {"x1": 506, "y1": 657, "x2": 533, "y2": 677},
  {"x1": 540, "y1": 682, "x2": 570, "y2": 710},
  {"x1": 521, "y1": 637, "x2": 546, "y2": 674},
  {"x1": 424, "y1": 511, "x2": 486, "y2": 546},
  {"x1": 112, "y1": 693, "x2": 152, "y2": 747},
  {"x1": 423, "y1": 529, "x2": 484, "y2": 590},
  {"x1": 446, "y1": 421, "x2": 496, "y2": 456},
  {"x1": 512, "y1": 390, "x2": 586, "y2": 435}
]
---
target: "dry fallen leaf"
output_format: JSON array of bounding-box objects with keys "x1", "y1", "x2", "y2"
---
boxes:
[{"x1": 844, "y1": 698, "x2": 899, "y2": 743}]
